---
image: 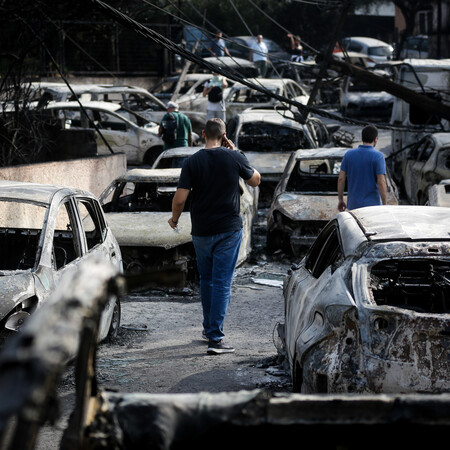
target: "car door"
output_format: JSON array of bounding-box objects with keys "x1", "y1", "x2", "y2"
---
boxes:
[
  {"x1": 92, "y1": 109, "x2": 140, "y2": 163},
  {"x1": 284, "y1": 221, "x2": 343, "y2": 365},
  {"x1": 51, "y1": 197, "x2": 85, "y2": 287},
  {"x1": 403, "y1": 137, "x2": 434, "y2": 203}
]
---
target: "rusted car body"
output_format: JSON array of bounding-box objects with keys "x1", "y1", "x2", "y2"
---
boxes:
[
  {"x1": 399, "y1": 133, "x2": 450, "y2": 205},
  {"x1": 100, "y1": 168, "x2": 258, "y2": 286},
  {"x1": 281, "y1": 205, "x2": 450, "y2": 394},
  {"x1": 267, "y1": 148, "x2": 399, "y2": 255},
  {"x1": 0, "y1": 180, "x2": 122, "y2": 340}
]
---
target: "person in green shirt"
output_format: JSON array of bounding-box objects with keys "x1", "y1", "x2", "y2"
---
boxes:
[{"x1": 158, "y1": 101, "x2": 193, "y2": 150}]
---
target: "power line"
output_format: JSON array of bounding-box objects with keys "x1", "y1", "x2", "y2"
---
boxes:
[{"x1": 89, "y1": 0, "x2": 443, "y2": 133}]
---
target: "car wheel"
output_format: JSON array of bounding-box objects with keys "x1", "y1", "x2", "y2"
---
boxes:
[
  {"x1": 292, "y1": 360, "x2": 303, "y2": 393},
  {"x1": 143, "y1": 146, "x2": 163, "y2": 166},
  {"x1": 107, "y1": 298, "x2": 121, "y2": 338}
]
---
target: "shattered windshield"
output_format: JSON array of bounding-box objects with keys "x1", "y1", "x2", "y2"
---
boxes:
[
  {"x1": 0, "y1": 200, "x2": 46, "y2": 270},
  {"x1": 238, "y1": 122, "x2": 308, "y2": 152},
  {"x1": 286, "y1": 158, "x2": 343, "y2": 193}
]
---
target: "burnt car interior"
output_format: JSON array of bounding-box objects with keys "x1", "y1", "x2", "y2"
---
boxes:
[
  {"x1": 0, "y1": 229, "x2": 40, "y2": 271},
  {"x1": 103, "y1": 181, "x2": 191, "y2": 213},
  {"x1": 370, "y1": 259, "x2": 450, "y2": 313},
  {"x1": 230, "y1": 121, "x2": 309, "y2": 153},
  {"x1": 286, "y1": 159, "x2": 346, "y2": 192}
]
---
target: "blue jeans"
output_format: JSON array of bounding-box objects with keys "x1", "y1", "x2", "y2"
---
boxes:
[{"x1": 192, "y1": 229, "x2": 242, "y2": 342}]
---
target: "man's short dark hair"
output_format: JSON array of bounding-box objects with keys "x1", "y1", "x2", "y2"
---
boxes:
[
  {"x1": 361, "y1": 125, "x2": 378, "y2": 143},
  {"x1": 204, "y1": 118, "x2": 225, "y2": 140}
]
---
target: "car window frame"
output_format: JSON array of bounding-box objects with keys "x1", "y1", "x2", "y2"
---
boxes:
[{"x1": 74, "y1": 196, "x2": 107, "y2": 251}]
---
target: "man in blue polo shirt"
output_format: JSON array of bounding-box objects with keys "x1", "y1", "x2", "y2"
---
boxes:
[{"x1": 337, "y1": 125, "x2": 387, "y2": 211}]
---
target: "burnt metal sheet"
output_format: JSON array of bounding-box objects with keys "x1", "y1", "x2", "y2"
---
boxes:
[
  {"x1": 277, "y1": 193, "x2": 343, "y2": 221},
  {"x1": 351, "y1": 205, "x2": 450, "y2": 241},
  {"x1": 105, "y1": 212, "x2": 192, "y2": 249},
  {"x1": 429, "y1": 183, "x2": 450, "y2": 207},
  {"x1": 118, "y1": 168, "x2": 182, "y2": 183}
]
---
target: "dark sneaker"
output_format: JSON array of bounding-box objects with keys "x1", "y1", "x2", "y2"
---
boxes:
[{"x1": 207, "y1": 340, "x2": 235, "y2": 354}]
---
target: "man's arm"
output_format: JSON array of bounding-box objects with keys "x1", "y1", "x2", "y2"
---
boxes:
[
  {"x1": 188, "y1": 132, "x2": 192, "y2": 147},
  {"x1": 337, "y1": 170, "x2": 347, "y2": 211},
  {"x1": 377, "y1": 174, "x2": 387, "y2": 205},
  {"x1": 158, "y1": 125, "x2": 163, "y2": 138},
  {"x1": 168, "y1": 188, "x2": 190, "y2": 229},
  {"x1": 245, "y1": 169, "x2": 261, "y2": 187}
]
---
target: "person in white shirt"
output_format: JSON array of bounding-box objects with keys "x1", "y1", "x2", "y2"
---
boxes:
[
  {"x1": 202, "y1": 72, "x2": 228, "y2": 122},
  {"x1": 249, "y1": 34, "x2": 269, "y2": 77}
]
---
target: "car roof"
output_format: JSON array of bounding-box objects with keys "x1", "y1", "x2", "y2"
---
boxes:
[
  {"x1": 118, "y1": 168, "x2": 182, "y2": 183},
  {"x1": 237, "y1": 108, "x2": 305, "y2": 128},
  {"x1": 158, "y1": 146, "x2": 203, "y2": 158},
  {"x1": 0, "y1": 180, "x2": 93, "y2": 206},
  {"x1": 231, "y1": 78, "x2": 299, "y2": 89},
  {"x1": 350, "y1": 205, "x2": 450, "y2": 241},
  {"x1": 294, "y1": 147, "x2": 350, "y2": 159},
  {"x1": 46, "y1": 100, "x2": 122, "y2": 112},
  {"x1": 31, "y1": 82, "x2": 151, "y2": 95}
]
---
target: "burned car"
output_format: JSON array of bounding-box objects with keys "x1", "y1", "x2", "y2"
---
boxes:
[
  {"x1": 225, "y1": 78, "x2": 309, "y2": 121},
  {"x1": 339, "y1": 72, "x2": 394, "y2": 119},
  {"x1": 281, "y1": 205, "x2": 450, "y2": 394},
  {"x1": 0, "y1": 180, "x2": 122, "y2": 340},
  {"x1": 267, "y1": 148, "x2": 399, "y2": 255},
  {"x1": 398, "y1": 133, "x2": 450, "y2": 205},
  {"x1": 226, "y1": 107, "x2": 322, "y2": 203},
  {"x1": 45, "y1": 101, "x2": 165, "y2": 165},
  {"x1": 100, "y1": 168, "x2": 258, "y2": 287}
]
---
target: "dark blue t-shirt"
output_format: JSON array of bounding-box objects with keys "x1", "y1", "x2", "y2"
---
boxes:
[
  {"x1": 341, "y1": 145, "x2": 386, "y2": 210},
  {"x1": 177, "y1": 147, "x2": 255, "y2": 236}
]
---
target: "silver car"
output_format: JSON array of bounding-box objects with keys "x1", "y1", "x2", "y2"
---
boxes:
[
  {"x1": 281, "y1": 205, "x2": 450, "y2": 394},
  {"x1": 0, "y1": 181, "x2": 122, "y2": 340}
]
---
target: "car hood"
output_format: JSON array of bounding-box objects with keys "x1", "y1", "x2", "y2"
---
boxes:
[
  {"x1": 276, "y1": 192, "x2": 341, "y2": 221},
  {"x1": 245, "y1": 152, "x2": 291, "y2": 175},
  {"x1": 105, "y1": 212, "x2": 192, "y2": 249},
  {"x1": 0, "y1": 271, "x2": 35, "y2": 321}
]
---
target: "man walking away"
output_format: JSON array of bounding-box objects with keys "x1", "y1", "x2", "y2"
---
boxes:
[
  {"x1": 169, "y1": 118, "x2": 261, "y2": 354},
  {"x1": 337, "y1": 124, "x2": 387, "y2": 211},
  {"x1": 249, "y1": 34, "x2": 269, "y2": 77},
  {"x1": 158, "y1": 101, "x2": 193, "y2": 151}
]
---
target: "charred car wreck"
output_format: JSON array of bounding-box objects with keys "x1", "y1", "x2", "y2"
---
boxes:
[
  {"x1": 267, "y1": 148, "x2": 399, "y2": 255},
  {"x1": 0, "y1": 180, "x2": 122, "y2": 339},
  {"x1": 100, "y1": 168, "x2": 258, "y2": 287},
  {"x1": 281, "y1": 205, "x2": 450, "y2": 394}
]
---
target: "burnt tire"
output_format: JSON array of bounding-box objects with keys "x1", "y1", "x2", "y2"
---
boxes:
[
  {"x1": 107, "y1": 298, "x2": 121, "y2": 338},
  {"x1": 143, "y1": 146, "x2": 163, "y2": 166}
]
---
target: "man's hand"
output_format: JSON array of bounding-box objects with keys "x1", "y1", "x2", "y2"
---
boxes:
[
  {"x1": 338, "y1": 200, "x2": 347, "y2": 212},
  {"x1": 168, "y1": 217, "x2": 178, "y2": 229},
  {"x1": 222, "y1": 135, "x2": 235, "y2": 150}
]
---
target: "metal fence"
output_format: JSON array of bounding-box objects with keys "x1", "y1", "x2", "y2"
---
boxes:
[{"x1": 41, "y1": 21, "x2": 183, "y2": 77}]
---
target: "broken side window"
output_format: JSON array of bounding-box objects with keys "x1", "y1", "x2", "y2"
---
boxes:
[
  {"x1": 0, "y1": 201, "x2": 45, "y2": 271},
  {"x1": 77, "y1": 199, "x2": 104, "y2": 250},
  {"x1": 53, "y1": 201, "x2": 79, "y2": 270}
]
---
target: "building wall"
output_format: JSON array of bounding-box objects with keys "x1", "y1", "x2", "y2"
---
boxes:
[{"x1": 0, "y1": 154, "x2": 127, "y2": 198}]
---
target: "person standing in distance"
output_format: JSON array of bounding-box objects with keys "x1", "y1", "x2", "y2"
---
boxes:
[
  {"x1": 158, "y1": 101, "x2": 192, "y2": 151},
  {"x1": 168, "y1": 118, "x2": 261, "y2": 355},
  {"x1": 337, "y1": 124, "x2": 387, "y2": 211},
  {"x1": 208, "y1": 31, "x2": 231, "y2": 57},
  {"x1": 202, "y1": 72, "x2": 228, "y2": 122},
  {"x1": 249, "y1": 34, "x2": 269, "y2": 77}
]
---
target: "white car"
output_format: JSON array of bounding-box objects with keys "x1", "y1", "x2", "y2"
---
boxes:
[
  {"x1": 225, "y1": 78, "x2": 310, "y2": 120},
  {"x1": 341, "y1": 37, "x2": 394, "y2": 66},
  {"x1": 0, "y1": 180, "x2": 122, "y2": 340},
  {"x1": 45, "y1": 101, "x2": 164, "y2": 165}
]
